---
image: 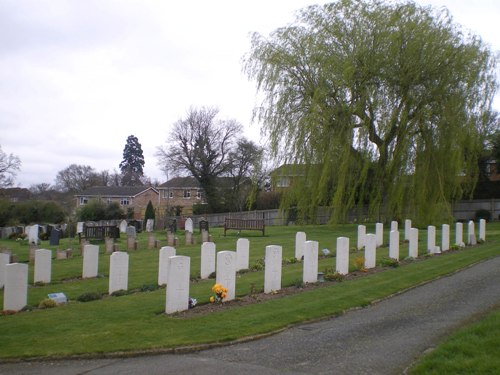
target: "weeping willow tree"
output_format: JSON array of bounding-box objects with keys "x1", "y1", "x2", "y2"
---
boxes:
[{"x1": 244, "y1": 0, "x2": 497, "y2": 225}]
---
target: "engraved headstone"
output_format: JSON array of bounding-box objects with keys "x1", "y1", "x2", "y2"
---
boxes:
[
  {"x1": 0, "y1": 252, "x2": 10, "y2": 288},
  {"x1": 236, "y1": 238, "x2": 250, "y2": 271},
  {"x1": 158, "y1": 246, "x2": 176, "y2": 286},
  {"x1": 303, "y1": 240, "x2": 318, "y2": 284},
  {"x1": 409, "y1": 228, "x2": 419, "y2": 258},
  {"x1": 336, "y1": 237, "x2": 349, "y2": 275},
  {"x1": 49, "y1": 229, "x2": 61, "y2": 246},
  {"x1": 28, "y1": 224, "x2": 39, "y2": 245},
  {"x1": 442, "y1": 224, "x2": 450, "y2": 252},
  {"x1": 357, "y1": 225, "x2": 366, "y2": 250},
  {"x1": 295, "y1": 232, "x2": 306, "y2": 260},
  {"x1": 389, "y1": 230, "x2": 399, "y2": 260},
  {"x1": 119, "y1": 220, "x2": 128, "y2": 233},
  {"x1": 34, "y1": 249, "x2": 52, "y2": 284},
  {"x1": 201, "y1": 229, "x2": 209, "y2": 243},
  {"x1": 364, "y1": 234, "x2": 376, "y2": 269},
  {"x1": 148, "y1": 232, "x2": 156, "y2": 249},
  {"x1": 375, "y1": 223, "x2": 383, "y2": 247},
  {"x1": 185, "y1": 218, "x2": 193, "y2": 233},
  {"x1": 105, "y1": 237, "x2": 115, "y2": 254},
  {"x1": 82, "y1": 244, "x2": 99, "y2": 278},
  {"x1": 427, "y1": 225, "x2": 440, "y2": 253},
  {"x1": 467, "y1": 220, "x2": 476, "y2": 245},
  {"x1": 165, "y1": 256, "x2": 191, "y2": 314},
  {"x1": 200, "y1": 242, "x2": 216, "y2": 279},
  {"x1": 391, "y1": 221, "x2": 398, "y2": 232},
  {"x1": 264, "y1": 245, "x2": 282, "y2": 293},
  {"x1": 216, "y1": 251, "x2": 236, "y2": 301},
  {"x1": 3, "y1": 263, "x2": 28, "y2": 311},
  {"x1": 126, "y1": 225, "x2": 136, "y2": 238},
  {"x1": 479, "y1": 219, "x2": 486, "y2": 241},
  {"x1": 109, "y1": 251, "x2": 129, "y2": 294},
  {"x1": 146, "y1": 219, "x2": 154, "y2": 232},
  {"x1": 404, "y1": 219, "x2": 412, "y2": 241},
  {"x1": 77, "y1": 222, "x2": 84, "y2": 234},
  {"x1": 455, "y1": 222, "x2": 464, "y2": 247}
]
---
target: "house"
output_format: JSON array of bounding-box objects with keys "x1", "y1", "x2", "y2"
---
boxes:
[
  {"x1": 157, "y1": 177, "x2": 205, "y2": 216},
  {"x1": 269, "y1": 164, "x2": 307, "y2": 191},
  {"x1": 0, "y1": 187, "x2": 32, "y2": 202},
  {"x1": 75, "y1": 186, "x2": 160, "y2": 220}
]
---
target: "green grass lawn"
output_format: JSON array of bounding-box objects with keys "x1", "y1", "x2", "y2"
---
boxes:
[{"x1": 0, "y1": 222, "x2": 498, "y2": 359}]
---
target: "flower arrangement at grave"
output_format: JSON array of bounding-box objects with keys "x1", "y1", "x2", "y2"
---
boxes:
[
  {"x1": 210, "y1": 283, "x2": 228, "y2": 303},
  {"x1": 188, "y1": 297, "x2": 197, "y2": 309}
]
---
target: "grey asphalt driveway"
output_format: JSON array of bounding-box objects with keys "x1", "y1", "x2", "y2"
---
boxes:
[{"x1": 1, "y1": 256, "x2": 499, "y2": 375}]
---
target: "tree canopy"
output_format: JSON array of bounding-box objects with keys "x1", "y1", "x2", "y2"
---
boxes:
[
  {"x1": 0, "y1": 145, "x2": 21, "y2": 188},
  {"x1": 119, "y1": 135, "x2": 145, "y2": 186},
  {"x1": 244, "y1": 0, "x2": 498, "y2": 224}
]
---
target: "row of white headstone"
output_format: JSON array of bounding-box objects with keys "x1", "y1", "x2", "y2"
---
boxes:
[{"x1": 1, "y1": 219, "x2": 487, "y2": 314}]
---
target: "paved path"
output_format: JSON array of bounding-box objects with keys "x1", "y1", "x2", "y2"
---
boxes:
[{"x1": 2, "y1": 256, "x2": 499, "y2": 375}]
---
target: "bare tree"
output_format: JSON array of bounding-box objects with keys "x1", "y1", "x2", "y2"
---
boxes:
[
  {"x1": 0, "y1": 145, "x2": 21, "y2": 187},
  {"x1": 55, "y1": 164, "x2": 100, "y2": 193},
  {"x1": 156, "y1": 106, "x2": 242, "y2": 211}
]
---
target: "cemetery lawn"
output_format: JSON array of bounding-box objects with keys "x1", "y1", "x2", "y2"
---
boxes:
[
  {"x1": 0, "y1": 222, "x2": 499, "y2": 359},
  {"x1": 410, "y1": 307, "x2": 500, "y2": 374}
]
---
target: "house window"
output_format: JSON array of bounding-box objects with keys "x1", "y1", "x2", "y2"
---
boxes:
[
  {"x1": 169, "y1": 191, "x2": 173, "y2": 198},
  {"x1": 80, "y1": 197, "x2": 88, "y2": 205},
  {"x1": 120, "y1": 198, "x2": 130, "y2": 206},
  {"x1": 163, "y1": 190, "x2": 173, "y2": 199},
  {"x1": 107, "y1": 198, "x2": 113, "y2": 204},
  {"x1": 183, "y1": 190, "x2": 191, "y2": 199},
  {"x1": 276, "y1": 177, "x2": 290, "y2": 188},
  {"x1": 197, "y1": 189, "x2": 202, "y2": 199}
]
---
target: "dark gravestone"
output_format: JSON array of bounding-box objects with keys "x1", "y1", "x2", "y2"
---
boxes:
[
  {"x1": 199, "y1": 220, "x2": 209, "y2": 233},
  {"x1": 50, "y1": 229, "x2": 61, "y2": 246},
  {"x1": 167, "y1": 218, "x2": 177, "y2": 233}
]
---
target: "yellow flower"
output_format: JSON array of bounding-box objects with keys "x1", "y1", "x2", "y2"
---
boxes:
[{"x1": 209, "y1": 296, "x2": 215, "y2": 303}]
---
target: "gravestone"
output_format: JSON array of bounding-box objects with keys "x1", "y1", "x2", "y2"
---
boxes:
[
  {"x1": 409, "y1": 228, "x2": 419, "y2": 258},
  {"x1": 295, "y1": 232, "x2": 306, "y2": 260},
  {"x1": 77, "y1": 222, "x2": 84, "y2": 234},
  {"x1": 82, "y1": 244, "x2": 99, "y2": 278},
  {"x1": 165, "y1": 255, "x2": 191, "y2": 314},
  {"x1": 3, "y1": 263, "x2": 28, "y2": 311},
  {"x1": 200, "y1": 242, "x2": 216, "y2": 279},
  {"x1": 375, "y1": 223, "x2": 383, "y2": 247},
  {"x1": 158, "y1": 246, "x2": 176, "y2": 286},
  {"x1": 185, "y1": 231, "x2": 193, "y2": 245},
  {"x1": 148, "y1": 233, "x2": 156, "y2": 249},
  {"x1": 264, "y1": 245, "x2": 282, "y2": 293},
  {"x1": 236, "y1": 238, "x2": 250, "y2": 271},
  {"x1": 364, "y1": 234, "x2": 376, "y2": 269},
  {"x1": 455, "y1": 222, "x2": 464, "y2": 247},
  {"x1": 119, "y1": 220, "x2": 128, "y2": 233},
  {"x1": 29, "y1": 244, "x2": 39, "y2": 262},
  {"x1": 109, "y1": 251, "x2": 129, "y2": 294},
  {"x1": 391, "y1": 221, "x2": 398, "y2": 232},
  {"x1": 357, "y1": 225, "x2": 366, "y2": 250},
  {"x1": 303, "y1": 240, "x2": 318, "y2": 284},
  {"x1": 404, "y1": 219, "x2": 412, "y2": 241},
  {"x1": 146, "y1": 219, "x2": 154, "y2": 232},
  {"x1": 105, "y1": 237, "x2": 115, "y2": 254},
  {"x1": 479, "y1": 219, "x2": 486, "y2": 241},
  {"x1": 167, "y1": 231, "x2": 175, "y2": 246},
  {"x1": 216, "y1": 251, "x2": 237, "y2": 301},
  {"x1": 56, "y1": 249, "x2": 69, "y2": 260},
  {"x1": 199, "y1": 219, "x2": 209, "y2": 233},
  {"x1": 467, "y1": 220, "x2": 476, "y2": 245},
  {"x1": 427, "y1": 225, "x2": 440, "y2": 253},
  {"x1": 28, "y1": 224, "x2": 39, "y2": 245},
  {"x1": 201, "y1": 229, "x2": 209, "y2": 243},
  {"x1": 34, "y1": 249, "x2": 52, "y2": 284},
  {"x1": 185, "y1": 218, "x2": 193, "y2": 233},
  {"x1": 127, "y1": 226, "x2": 137, "y2": 251},
  {"x1": 442, "y1": 224, "x2": 450, "y2": 252},
  {"x1": 49, "y1": 229, "x2": 61, "y2": 246},
  {"x1": 336, "y1": 237, "x2": 349, "y2": 275},
  {"x1": 167, "y1": 218, "x2": 177, "y2": 233},
  {"x1": 0, "y1": 252, "x2": 10, "y2": 288},
  {"x1": 389, "y1": 230, "x2": 399, "y2": 260},
  {"x1": 126, "y1": 225, "x2": 136, "y2": 238}
]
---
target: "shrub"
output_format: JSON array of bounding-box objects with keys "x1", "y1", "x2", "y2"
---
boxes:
[
  {"x1": 324, "y1": 271, "x2": 345, "y2": 282},
  {"x1": 250, "y1": 258, "x2": 265, "y2": 271},
  {"x1": 475, "y1": 209, "x2": 491, "y2": 222},
  {"x1": 353, "y1": 256, "x2": 366, "y2": 271},
  {"x1": 76, "y1": 292, "x2": 102, "y2": 302},
  {"x1": 110, "y1": 290, "x2": 128, "y2": 297},
  {"x1": 38, "y1": 299, "x2": 57, "y2": 309},
  {"x1": 379, "y1": 257, "x2": 400, "y2": 268}
]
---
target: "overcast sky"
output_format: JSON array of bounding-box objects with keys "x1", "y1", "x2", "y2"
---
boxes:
[{"x1": 1, "y1": 0, "x2": 499, "y2": 188}]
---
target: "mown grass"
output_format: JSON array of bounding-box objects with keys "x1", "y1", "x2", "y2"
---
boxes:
[
  {"x1": 0, "y1": 222, "x2": 498, "y2": 359},
  {"x1": 410, "y1": 307, "x2": 500, "y2": 374}
]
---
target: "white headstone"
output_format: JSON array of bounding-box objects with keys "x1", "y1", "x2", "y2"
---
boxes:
[
  {"x1": 404, "y1": 219, "x2": 412, "y2": 241},
  {"x1": 165, "y1": 256, "x2": 191, "y2": 314},
  {"x1": 200, "y1": 242, "x2": 216, "y2": 279},
  {"x1": 109, "y1": 251, "x2": 129, "y2": 294},
  {"x1": 455, "y1": 222, "x2": 464, "y2": 247},
  {"x1": 357, "y1": 225, "x2": 366, "y2": 250},
  {"x1": 409, "y1": 228, "x2": 419, "y2": 258},
  {"x1": 364, "y1": 234, "x2": 377, "y2": 269},
  {"x1": 303, "y1": 241, "x2": 318, "y2": 283},
  {"x1": 391, "y1": 221, "x2": 398, "y2": 232},
  {"x1": 0, "y1": 252, "x2": 10, "y2": 289},
  {"x1": 76, "y1": 222, "x2": 84, "y2": 234},
  {"x1": 295, "y1": 232, "x2": 306, "y2": 260},
  {"x1": 479, "y1": 219, "x2": 486, "y2": 241},
  {"x1": 336, "y1": 237, "x2": 349, "y2": 275},
  {"x1": 34, "y1": 249, "x2": 52, "y2": 284},
  {"x1": 389, "y1": 230, "x2": 399, "y2": 260},
  {"x1": 467, "y1": 220, "x2": 476, "y2": 245},
  {"x1": 3, "y1": 263, "x2": 28, "y2": 311},
  {"x1": 441, "y1": 224, "x2": 450, "y2": 252},
  {"x1": 119, "y1": 220, "x2": 128, "y2": 233},
  {"x1": 216, "y1": 251, "x2": 237, "y2": 301},
  {"x1": 185, "y1": 218, "x2": 193, "y2": 233},
  {"x1": 427, "y1": 225, "x2": 440, "y2": 253},
  {"x1": 146, "y1": 219, "x2": 154, "y2": 232},
  {"x1": 82, "y1": 244, "x2": 99, "y2": 278},
  {"x1": 126, "y1": 225, "x2": 137, "y2": 238},
  {"x1": 236, "y1": 238, "x2": 250, "y2": 271},
  {"x1": 28, "y1": 224, "x2": 39, "y2": 245},
  {"x1": 264, "y1": 245, "x2": 282, "y2": 293},
  {"x1": 375, "y1": 223, "x2": 383, "y2": 247},
  {"x1": 158, "y1": 246, "x2": 176, "y2": 286}
]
